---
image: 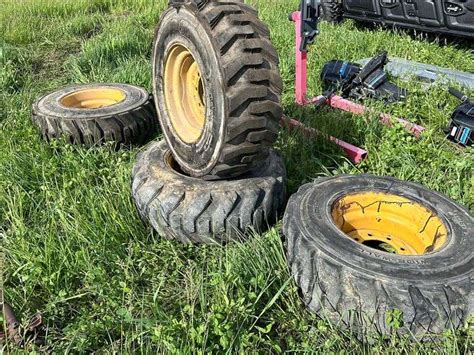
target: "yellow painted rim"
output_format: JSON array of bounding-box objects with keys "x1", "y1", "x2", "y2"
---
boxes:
[
  {"x1": 163, "y1": 44, "x2": 205, "y2": 144},
  {"x1": 331, "y1": 192, "x2": 448, "y2": 255},
  {"x1": 60, "y1": 88, "x2": 126, "y2": 109}
]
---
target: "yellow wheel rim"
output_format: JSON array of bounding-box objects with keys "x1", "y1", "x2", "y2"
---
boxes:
[
  {"x1": 331, "y1": 192, "x2": 448, "y2": 255},
  {"x1": 60, "y1": 88, "x2": 126, "y2": 109},
  {"x1": 163, "y1": 44, "x2": 206, "y2": 144}
]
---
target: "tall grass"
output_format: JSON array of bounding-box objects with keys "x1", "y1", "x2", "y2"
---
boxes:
[{"x1": 1, "y1": 0, "x2": 473, "y2": 352}]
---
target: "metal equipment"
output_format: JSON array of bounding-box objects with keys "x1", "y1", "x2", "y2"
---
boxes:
[
  {"x1": 445, "y1": 87, "x2": 473, "y2": 146},
  {"x1": 283, "y1": 0, "x2": 425, "y2": 164},
  {"x1": 358, "y1": 57, "x2": 474, "y2": 90}
]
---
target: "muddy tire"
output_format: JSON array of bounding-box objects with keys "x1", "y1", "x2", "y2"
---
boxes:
[
  {"x1": 321, "y1": 0, "x2": 343, "y2": 24},
  {"x1": 132, "y1": 139, "x2": 287, "y2": 243},
  {"x1": 32, "y1": 83, "x2": 158, "y2": 147},
  {"x1": 152, "y1": 0, "x2": 283, "y2": 179},
  {"x1": 283, "y1": 175, "x2": 473, "y2": 339}
]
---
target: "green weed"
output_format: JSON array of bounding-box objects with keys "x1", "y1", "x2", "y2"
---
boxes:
[{"x1": 1, "y1": 0, "x2": 473, "y2": 352}]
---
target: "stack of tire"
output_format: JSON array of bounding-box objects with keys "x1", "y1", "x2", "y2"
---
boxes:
[{"x1": 131, "y1": 0, "x2": 287, "y2": 243}]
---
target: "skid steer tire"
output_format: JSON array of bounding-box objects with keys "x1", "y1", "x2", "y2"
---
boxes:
[
  {"x1": 132, "y1": 139, "x2": 287, "y2": 244},
  {"x1": 321, "y1": 0, "x2": 343, "y2": 24},
  {"x1": 32, "y1": 83, "x2": 158, "y2": 147},
  {"x1": 283, "y1": 175, "x2": 473, "y2": 339},
  {"x1": 152, "y1": 0, "x2": 283, "y2": 179}
]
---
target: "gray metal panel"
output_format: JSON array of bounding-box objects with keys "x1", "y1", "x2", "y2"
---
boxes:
[{"x1": 357, "y1": 57, "x2": 474, "y2": 90}]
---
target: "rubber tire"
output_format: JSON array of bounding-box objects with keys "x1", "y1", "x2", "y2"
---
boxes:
[
  {"x1": 152, "y1": 0, "x2": 283, "y2": 179},
  {"x1": 132, "y1": 139, "x2": 287, "y2": 244},
  {"x1": 283, "y1": 175, "x2": 473, "y2": 339},
  {"x1": 32, "y1": 83, "x2": 158, "y2": 147},
  {"x1": 321, "y1": 0, "x2": 344, "y2": 24}
]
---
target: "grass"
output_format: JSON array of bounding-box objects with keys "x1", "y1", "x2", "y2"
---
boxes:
[{"x1": 1, "y1": 0, "x2": 473, "y2": 352}]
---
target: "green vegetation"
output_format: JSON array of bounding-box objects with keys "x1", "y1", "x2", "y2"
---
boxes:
[{"x1": 1, "y1": 0, "x2": 473, "y2": 352}]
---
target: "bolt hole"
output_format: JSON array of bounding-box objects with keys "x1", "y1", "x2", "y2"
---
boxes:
[
  {"x1": 354, "y1": 238, "x2": 359, "y2": 241},
  {"x1": 362, "y1": 240, "x2": 397, "y2": 254},
  {"x1": 368, "y1": 233, "x2": 373, "y2": 237},
  {"x1": 387, "y1": 237, "x2": 392, "y2": 241},
  {"x1": 400, "y1": 247, "x2": 405, "y2": 251}
]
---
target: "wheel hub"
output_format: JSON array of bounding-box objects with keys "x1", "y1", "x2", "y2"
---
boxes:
[
  {"x1": 164, "y1": 44, "x2": 205, "y2": 144},
  {"x1": 60, "y1": 88, "x2": 126, "y2": 109},
  {"x1": 331, "y1": 192, "x2": 448, "y2": 255}
]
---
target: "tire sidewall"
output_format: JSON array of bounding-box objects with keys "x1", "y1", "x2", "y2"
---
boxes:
[
  {"x1": 139, "y1": 140, "x2": 285, "y2": 193},
  {"x1": 152, "y1": 7, "x2": 226, "y2": 177},
  {"x1": 295, "y1": 175, "x2": 473, "y2": 282}
]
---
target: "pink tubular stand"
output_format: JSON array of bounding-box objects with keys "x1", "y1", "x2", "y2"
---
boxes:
[{"x1": 282, "y1": 11, "x2": 425, "y2": 164}]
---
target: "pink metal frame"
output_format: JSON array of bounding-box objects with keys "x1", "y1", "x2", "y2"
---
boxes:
[
  {"x1": 293, "y1": 12, "x2": 308, "y2": 106},
  {"x1": 281, "y1": 116, "x2": 368, "y2": 163},
  {"x1": 284, "y1": 11, "x2": 425, "y2": 164}
]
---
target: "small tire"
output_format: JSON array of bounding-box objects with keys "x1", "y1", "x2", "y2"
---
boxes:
[
  {"x1": 321, "y1": 0, "x2": 343, "y2": 24},
  {"x1": 132, "y1": 139, "x2": 287, "y2": 244},
  {"x1": 283, "y1": 175, "x2": 473, "y2": 339},
  {"x1": 32, "y1": 83, "x2": 158, "y2": 147},
  {"x1": 152, "y1": 0, "x2": 283, "y2": 179}
]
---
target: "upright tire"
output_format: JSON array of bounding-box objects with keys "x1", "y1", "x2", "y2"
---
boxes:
[
  {"x1": 32, "y1": 83, "x2": 158, "y2": 147},
  {"x1": 152, "y1": 0, "x2": 283, "y2": 179},
  {"x1": 321, "y1": 0, "x2": 344, "y2": 24},
  {"x1": 283, "y1": 175, "x2": 473, "y2": 339},
  {"x1": 132, "y1": 140, "x2": 287, "y2": 244}
]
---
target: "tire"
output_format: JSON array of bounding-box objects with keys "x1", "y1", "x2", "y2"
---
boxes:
[
  {"x1": 152, "y1": 0, "x2": 283, "y2": 179},
  {"x1": 321, "y1": 0, "x2": 343, "y2": 24},
  {"x1": 132, "y1": 139, "x2": 287, "y2": 244},
  {"x1": 32, "y1": 83, "x2": 158, "y2": 147},
  {"x1": 283, "y1": 175, "x2": 473, "y2": 339}
]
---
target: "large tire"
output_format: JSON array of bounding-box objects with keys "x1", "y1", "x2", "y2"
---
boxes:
[
  {"x1": 283, "y1": 175, "x2": 473, "y2": 339},
  {"x1": 32, "y1": 83, "x2": 158, "y2": 147},
  {"x1": 132, "y1": 139, "x2": 287, "y2": 243},
  {"x1": 321, "y1": 0, "x2": 344, "y2": 24},
  {"x1": 152, "y1": 0, "x2": 283, "y2": 179}
]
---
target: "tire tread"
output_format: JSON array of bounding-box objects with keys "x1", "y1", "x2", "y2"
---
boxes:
[{"x1": 132, "y1": 140, "x2": 286, "y2": 243}]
